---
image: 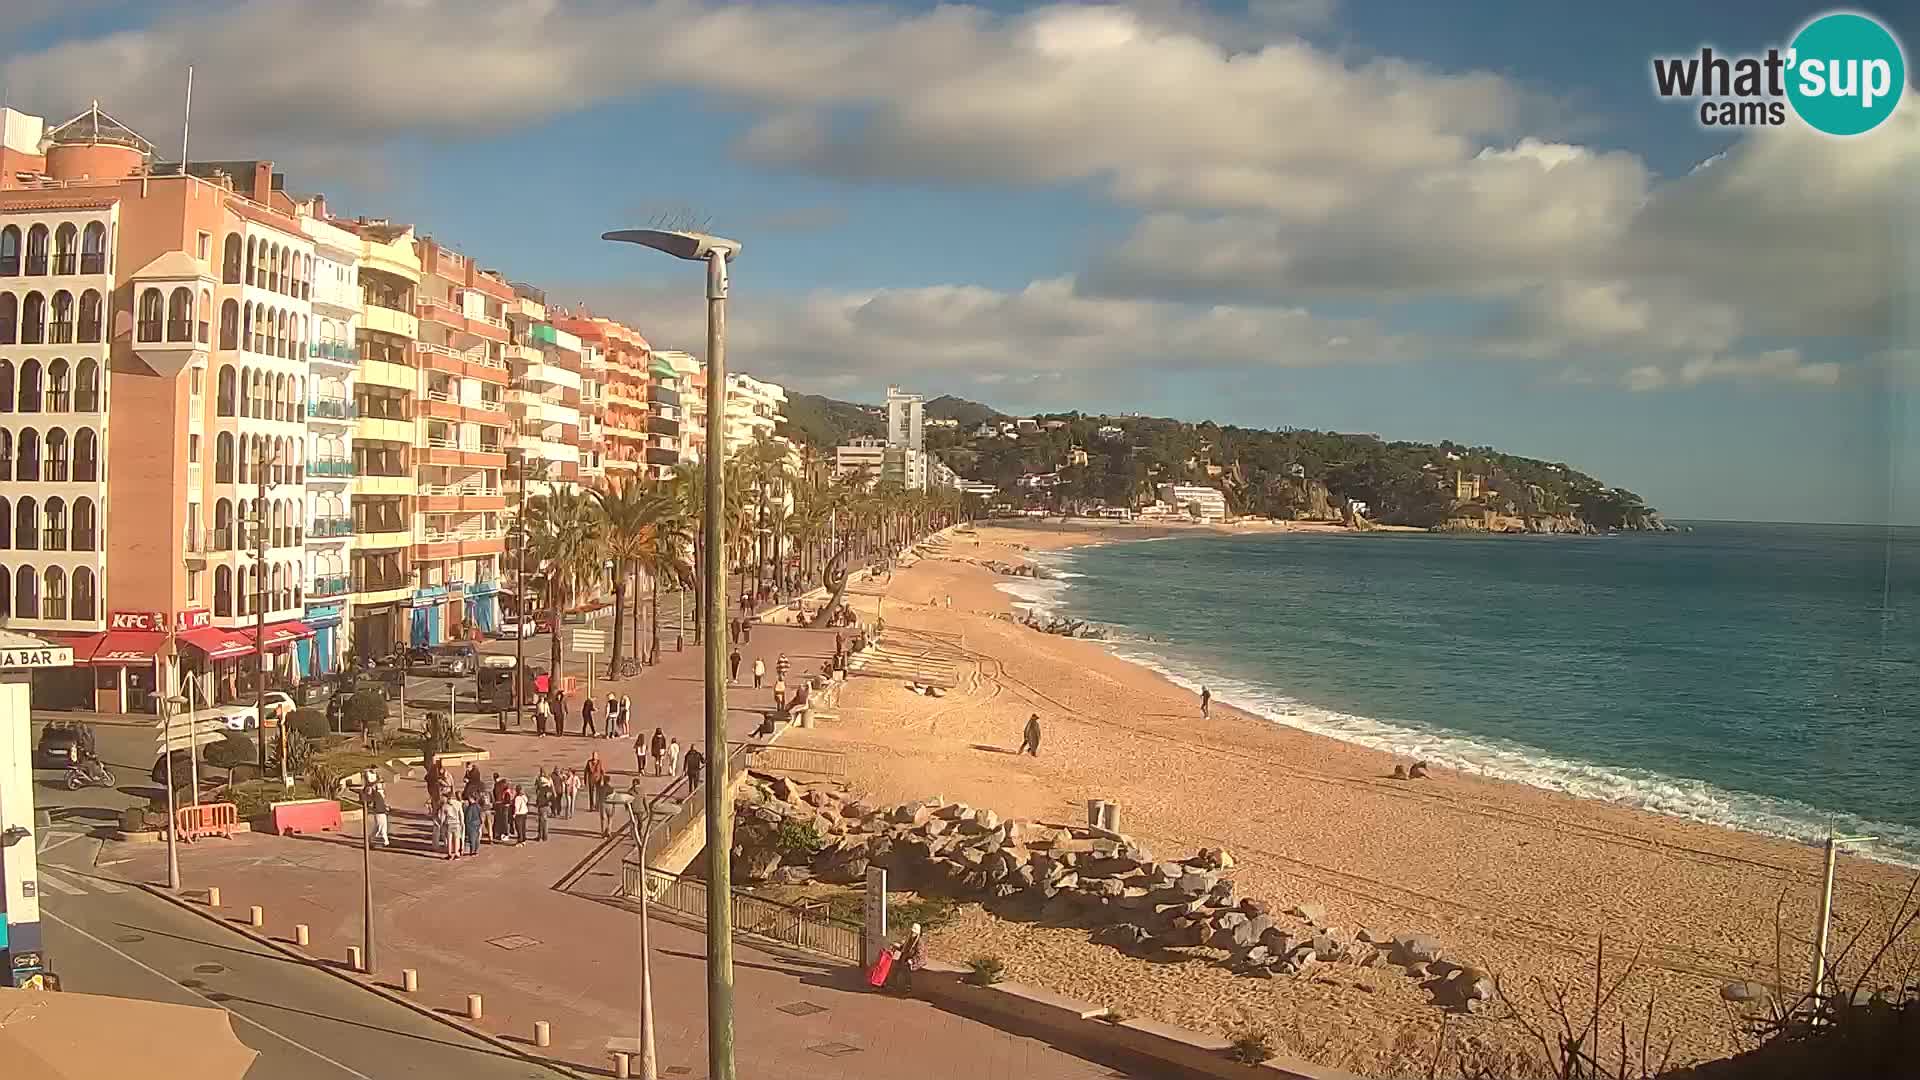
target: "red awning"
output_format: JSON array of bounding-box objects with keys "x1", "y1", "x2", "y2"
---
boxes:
[
  {"x1": 178, "y1": 625, "x2": 256, "y2": 661},
  {"x1": 74, "y1": 629, "x2": 166, "y2": 666},
  {"x1": 259, "y1": 620, "x2": 315, "y2": 649}
]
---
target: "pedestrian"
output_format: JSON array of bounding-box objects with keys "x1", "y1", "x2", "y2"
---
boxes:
[
  {"x1": 597, "y1": 775, "x2": 616, "y2": 837},
  {"x1": 554, "y1": 689, "x2": 568, "y2": 734},
  {"x1": 773, "y1": 676, "x2": 787, "y2": 715},
  {"x1": 666, "y1": 737, "x2": 681, "y2": 778},
  {"x1": 535, "y1": 695, "x2": 550, "y2": 736},
  {"x1": 441, "y1": 795, "x2": 463, "y2": 860},
  {"x1": 430, "y1": 791, "x2": 446, "y2": 852},
  {"x1": 833, "y1": 632, "x2": 844, "y2": 660},
  {"x1": 605, "y1": 693, "x2": 618, "y2": 739},
  {"x1": 685, "y1": 745, "x2": 706, "y2": 788},
  {"x1": 462, "y1": 791, "x2": 483, "y2": 857},
  {"x1": 889, "y1": 923, "x2": 928, "y2": 993},
  {"x1": 535, "y1": 768, "x2": 554, "y2": 831},
  {"x1": 776, "y1": 652, "x2": 790, "y2": 681},
  {"x1": 742, "y1": 618, "x2": 752, "y2": 644},
  {"x1": 1020, "y1": 713, "x2": 1042, "y2": 757},
  {"x1": 586, "y1": 751, "x2": 605, "y2": 810},
  {"x1": 513, "y1": 785, "x2": 530, "y2": 844},
  {"x1": 492, "y1": 773, "x2": 514, "y2": 842},
  {"x1": 622, "y1": 693, "x2": 633, "y2": 738},
  {"x1": 753, "y1": 657, "x2": 765, "y2": 689},
  {"x1": 368, "y1": 780, "x2": 390, "y2": 847},
  {"x1": 728, "y1": 648, "x2": 742, "y2": 684},
  {"x1": 1200, "y1": 685, "x2": 1211, "y2": 719},
  {"x1": 426, "y1": 760, "x2": 447, "y2": 807},
  {"x1": 649, "y1": 726, "x2": 667, "y2": 776},
  {"x1": 633, "y1": 728, "x2": 649, "y2": 777},
  {"x1": 581, "y1": 696, "x2": 596, "y2": 737}
]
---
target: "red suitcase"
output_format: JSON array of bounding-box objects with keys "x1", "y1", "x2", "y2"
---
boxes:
[{"x1": 865, "y1": 949, "x2": 894, "y2": 988}]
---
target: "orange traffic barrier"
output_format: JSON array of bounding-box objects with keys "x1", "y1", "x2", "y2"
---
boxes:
[{"x1": 175, "y1": 802, "x2": 240, "y2": 841}]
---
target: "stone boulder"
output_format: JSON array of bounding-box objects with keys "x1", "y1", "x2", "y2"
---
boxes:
[
  {"x1": 1231, "y1": 915, "x2": 1275, "y2": 949},
  {"x1": 1289, "y1": 902, "x2": 1327, "y2": 925},
  {"x1": 1392, "y1": 934, "x2": 1444, "y2": 966},
  {"x1": 817, "y1": 855, "x2": 870, "y2": 885},
  {"x1": 769, "y1": 866, "x2": 813, "y2": 885},
  {"x1": 1721, "y1": 982, "x2": 1770, "y2": 1004},
  {"x1": 1238, "y1": 898, "x2": 1270, "y2": 918},
  {"x1": 971, "y1": 808, "x2": 1001, "y2": 830},
  {"x1": 1176, "y1": 871, "x2": 1218, "y2": 896},
  {"x1": 1091, "y1": 923, "x2": 1154, "y2": 951},
  {"x1": 892, "y1": 803, "x2": 931, "y2": 827},
  {"x1": 736, "y1": 847, "x2": 782, "y2": 882}
]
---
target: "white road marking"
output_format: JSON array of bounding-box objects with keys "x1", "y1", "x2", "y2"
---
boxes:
[
  {"x1": 35, "y1": 869, "x2": 86, "y2": 895},
  {"x1": 37, "y1": 830, "x2": 84, "y2": 855},
  {"x1": 69, "y1": 871, "x2": 125, "y2": 894},
  {"x1": 42, "y1": 911, "x2": 379, "y2": 1080}
]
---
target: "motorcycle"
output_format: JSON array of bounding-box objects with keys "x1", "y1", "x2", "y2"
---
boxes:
[{"x1": 64, "y1": 758, "x2": 116, "y2": 791}]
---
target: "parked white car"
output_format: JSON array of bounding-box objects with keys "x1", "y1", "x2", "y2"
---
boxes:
[{"x1": 495, "y1": 619, "x2": 536, "y2": 640}]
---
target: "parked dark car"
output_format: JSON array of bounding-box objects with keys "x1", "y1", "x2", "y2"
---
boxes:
[
  {"x1": 34, "y1": 723, "x2": 93, "y2": 769},
  {"x1": 410, "y1": 643, "x2": 477, "y2": 677}
]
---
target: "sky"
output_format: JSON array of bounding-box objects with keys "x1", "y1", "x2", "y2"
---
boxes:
[{"x1": 2, "y1": 0, "x2": 1915, "y2": 523}]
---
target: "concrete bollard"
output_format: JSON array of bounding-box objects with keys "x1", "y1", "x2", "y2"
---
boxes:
[
  {"x1": 1100, "y1": 800, "x2": 1121, "y2": 833},
  {"x1": 402, "y1": 968, "x2": 418, "y2": 993},
  {"x1": 206, "y1": 886, "x2": 221, "y2": 907},
  {"x1": 465, "y1": 993, "x2": 483, "y2": 1020},
  {"x1": 612, "y1": 1051, "x2": 632, "y2": 1079},
  {"x1": 347, "y1": 946, "x2": 363, "y2": 972},
  {"x1": 1086, "y1": 800, "x2": 1107, "y2": 828},
  {"x1": 248, "y1": 905, "x2": 263, "y2": 928},
  {"x1": 294, "y1": 924, "x2": 310, "y2": 947},
  {"x1": 533, "y1": 1021, "x2": 550, "y2": 1048}
]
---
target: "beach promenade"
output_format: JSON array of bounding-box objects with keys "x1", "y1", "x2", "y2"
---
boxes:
[
  {"x1": 54, "y1": 609, "x2": 1132, "y2": 1079},
  {"x1": 776, "y1": 522, "x2": 1920, "y2": 1077}
]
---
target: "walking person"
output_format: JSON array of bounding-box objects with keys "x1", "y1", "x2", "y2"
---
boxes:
[
  {"x1": 728, "y1": 648, "x2": 742, "y2": 684},
  {"x1": 684, "y1": 746, "x2": 706, "y2": 789},
  {"x1": 666, "y1": 737, "x2": 681, "y2": 778},
  {"x1": 491, "y1": 774, "x2": 513, "y2": 843},
  {"x1": 888, "y1": 923, "x2": 929, "y2": 993},
  {"x1": 585, "y1": 751, "x2": 605, "y2": 810},
  {"x1": 773, "y1": 676, "x2": 787, "y2": 715},
  {"x1": 535, "y1": 695, "x2": 550, "y2": 736},
  {"x1": 605, "y1": 693, "x2": 619, "y2": 739},
  {"x1": 1020, "y1": 713, "x2": 1042, "y2": 757},
  {"x1": 776, "y1": 652, "x2": 790, "y2": 683},
  {"x1": 367, "y1": 780, "x2": 391, "y2": 848},
  {"x1": 649, "y1": 726, "x2": 667, "y2": 776},
  {"x1": 430, "y1": 791, "x2": 447, "y2": 853},
  {"x1": 597, "y1": 774, "x2": 617, "y2": 837},
  {"x1": 752, "y1": 657, "x2": 765, "y2": 689},
  {"x1": 581, "y1": 696, "x2": 596, "y2": 737},
  {"x1": 622, "y1": 693, "x2": 633, "y2": 737},
  {"x1": 553, "y1": 689, "x2": 568, "y2": 735}
]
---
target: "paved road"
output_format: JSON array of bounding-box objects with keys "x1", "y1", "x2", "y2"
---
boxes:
[{"x1": 32, "y1": 832, "x2": 567, "y2": 1079}]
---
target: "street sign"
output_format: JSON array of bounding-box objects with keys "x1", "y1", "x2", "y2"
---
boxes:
[
  {"x1": 863, "y1": 865, "x2": 888, "y2": 966},
  {"x1": 572, "y1": 629, "x2": 606, "y2": 655},
  {"x1": 0, "y1": 646, "x2": 72, "y2": 670}
]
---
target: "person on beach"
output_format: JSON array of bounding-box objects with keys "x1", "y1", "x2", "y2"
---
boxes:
[
  {"x1": 367, "y1": 780, "x2": 390, "y2": 848},
  {"x1": 728, "y1": 648, "x2": 743, "y2": 684},
  {"x1": 1020, "y1": 713, "x2": 1042, "y2": 757},
  {"x1": 586, "y1": 752, "x2": 606, "y2": 809},
  {"x1": 1200, "y1": 686, "x2": 1212, "y2": 719},
  {"x1": 581, "y1": 696, "x2": 596, "y2": 737},
  {"x1": 650, "y1": 726, "x2": 668, "y2": 776},
  {"x1": 753, "y1": 657, "x2": 765, "y2": 689},
  {"x1": 666, "y1": 737, "x2": 681, "y2": 778}
]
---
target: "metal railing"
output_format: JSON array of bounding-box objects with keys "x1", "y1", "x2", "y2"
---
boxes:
[
  {"x1": 629, "y1": 865, "x2": 863, "y2": 964},
  {"x1": 309, "y1": 458, "x2": 355, "y2": 477},
  {"x1": 745, "y1": 745, "x2": 848, "y2": 779},
  {"x1": 309, "y1": 574, "x2": 350, "y2": 598},
  {"x1": 420, "y1": 481, "x2": 499, "y2": 497},
  {"x1": 308, "y1": 342, "x2": 357, "y2": 362},
  {"x1": 308, "y1": 398, "x2": 355, "y2": 419},
  {"x1": 309, "y1": 515, "x2": 354, "y2": 537}
]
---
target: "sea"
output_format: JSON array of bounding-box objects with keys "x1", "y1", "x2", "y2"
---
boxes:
[{"x1": 995, "y1": 523, "x2": 1920, "y2": 866}]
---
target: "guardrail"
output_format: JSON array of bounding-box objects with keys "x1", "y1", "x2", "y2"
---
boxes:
[
  {"x1": 743, "y1": 745, "x2": 847, "y2": 779},
  {"x1": 175, "y1": 801, "x2": 239, "y2": 841}
]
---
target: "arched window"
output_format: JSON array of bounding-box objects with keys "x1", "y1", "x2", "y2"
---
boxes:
[
  {"x1": 51, "y1": 224, "x2": 77, "y2": 275},
  {"x1": 43, "y1": 428, "x2": 67, "y2": 482},
  {"x1": 46, "y1": 359, "x2": 69, "y2": 412},
  {"x1": 220, "y1": 299, "x2": 239, "y2": 351},
  {"x1": 215, "y1": 565, "x2": 232, "y2": 617},
  {"x1": 43, "y1": 497, "x2": 66, "y2": 550},
  {"x1": 304, "y1": 255, "x2": 314, "y2": 299},
  {"x1": 18, "y1": 360, "x2": 40, "y2": 413},
  {"x1": 250, "y1": 237, "x2": 264, "y2": 289},
  {"x1": 75, "y1": 358, "x2": 99, "y2": 411},
  {"x1": 215, "y1": 499, "x2": 233, "y2": 550},
  {"x1": 237, "y1": 437, "x2": 250, "y2": 484},
  {"x1": 42, "y1": 566, "x2": 66, "y2": 620},
  {"x1": 137, "y1": 288, "x2": 163, "y2": 342},
  {"x1": 24, "y1": 225, "x2": 49, "y2": 275},
  {"x1": 21, "y1": 291, "x2": 45, "y2": 344},
  {"x1": 215, "y1": 432, "x2": 233, "y2": 483},
  {"x1": 167, "y1": 287, "x2": 192, "y2": 341},
  {"x1": 81, "y1": 222, "x2": 107, "y2": 274},
  {"x1": 16, "y1": 429, "x2": 37, "y2": 482},
  {"x1": 73, "y1": 428, "x2": 97, "y2": 482},
  {"x1": 77, "y1": 290, "x2": 102, "y2": 342},
  {"x1": 198, "y1": 288, "x2": 211, "y2": 343},
  {"x1": 277, "y1": 247, "x2": 289, "y2": 294},
  {"x1": 14, "y1": 497, "x2": 35, "y2": 551},
  {"x1": 0, "y1": 497, "x2": 8, "y2": 547},
  {"x1": 223, "y1": 233, "x2": 243, "y2": 284},
  {"x1": 14, "y1": 566, "x2": 35, "y2": 619},
  {"x1": 273, "y1": 564, "x2": 288, "y2": 610},
  {"x1": 49, "y1": 291, "x2": 73, "y2": 343},
  {"x1": 0, "y1": 293, "x2": 15, "y2": 344},
  {"x1": 216, "y1": 364, "x2": 235, "y2": 417},
  {"x1": 275, "y1": 310, "x2": 288, "y2": 359},
  {"x1": 0, "y1": 431, "x2": 10, "y2": 482},
  {"x1": 250, "y1": 369, "x2": 264, "y2": 417},
  {"x1": 72, "y1": 497, "x2": 96, "y2": 551},
  {"x1": 271, "y1": 500, "x2": 285, "y2": 547},
  {"x1": 242, "y1": 302, "x2": 255, "y2": 353},
  {"x1": 72, "y1": 567, "x2": 96, "y2": 620},
  {"x1": 0, "y1": 360, "x2": 13, "y2": 412},
  {"x1": 0, "y1": 226, "x2": 19, "y2": 275}
]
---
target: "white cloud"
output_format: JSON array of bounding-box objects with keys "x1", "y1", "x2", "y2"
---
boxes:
[{"x1": 1621, "y1": 349, "x2": 1843, "y2": 392}]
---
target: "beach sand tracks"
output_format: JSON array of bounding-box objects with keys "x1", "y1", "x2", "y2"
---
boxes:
[{"x1": 848, "y1": 626, "x2": 964, "y2": 689}]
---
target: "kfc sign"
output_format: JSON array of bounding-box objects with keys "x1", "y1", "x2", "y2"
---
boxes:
[
  {"x1": 176, "y1": 608, "x2": 211, "y2": 630},
  {"x1": 109, "y1": 610, "x2": 167, "y2": 631}
]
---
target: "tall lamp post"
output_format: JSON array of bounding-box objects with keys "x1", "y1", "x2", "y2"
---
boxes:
[
  {"x1": 248, "y1": 443, "x2": 283, "y2": 776},
  {"x1": 602, "y1": 227, "x2": 739, "y2": 1080}
]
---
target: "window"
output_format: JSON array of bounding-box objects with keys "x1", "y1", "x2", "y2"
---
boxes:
[
  {"x1": 73, "y1": 567, "x2": 96, "y2": 620},
  {"x1": 189, "y1": 434, "x2": 200, "y2": 464},
  {"x1": 46, "y1": 359, "x2": 69, "y2": 412},
  {"x1": 77, "y1": 290, "x2": 103, "y2": 343},
  {"x1": 214, "y1": 499, "x2": 233, "y2": 550},
  {"x1": 215, "y1": 565, "x2": 231, "y2": 617},
  {"x1": 137, "y1": 288, "x2": 163, "y2": 342},
  {"x1": 75, "y1": 360, "x2": 100, "y2": 412},
  {"x1": 216, "y1": 366, "x2": 235, "y2": 416},
  {"x1": 186, "y1": 568, "x2": 198, "y2": 604},
  {"x1": 73, "y1": 428, "x2": 97, "y2": 482},
  {"x1": 0, "y1": 360, "x2": 12, "y2": 413},
  {"x1": 191, "y1": 365, "x2": 204, "y2": 397},
  {"x1": 198, "y1": 288, "x2": 211, "y2": 343},
  {"x1": 15, "y1": 430, "x2": 36, "y2": 481},
  {"x1": 0, "y1": 226, "x2": 18, "y2": 275},
  {"x1": 25, "y1": 225, "x2": 49, "y2": 275},
  {"x1": 80, "y1": 223, "x2": 107, "y2": 275},
  {"x1": 167, "y1": 287, "x2": 193, "y2": 342},
  {"x1": 19, "y1": 359, "x2": 41, "y2": 413},
  {"x1": 49, "y1": 291, "x2": 73, "y2": 343},
  {"x1": 14, "y1": 497, "x2": 34, "y2": 550},
  {"x1": 52, "y1": 224, "x2": 76, "y2": 275},
  {"x1": 43, "y1": 498, "x2": 66, "y2": 550},
  {"x1": 14, "y1": 566, "x2": 35, "y2": 619},
  {"x1": 0, "y1": 293, "x2": 14, "y2": 344},
  {"x1": 72, "y1": 497, "x2": 96, "y2": 551},
  {"x1": 197, "y1": 232, "x2": 211, "y2": 262},
  {"x1": 220, "y1": 300, "x2": 238, "y2": 351},
  {"x1": 21, "y1": 291, "x2": 45, "y2": 344},
  {"x1": 42, "y1": 567, "x2": 66, "y2": 620},
  {"x1": 44, "y1": 429, "x2": 67, "y2": 481}
]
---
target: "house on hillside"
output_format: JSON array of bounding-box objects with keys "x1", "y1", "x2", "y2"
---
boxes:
[
  {"x1": 1068, "y1": 447, "x2": 1089, "y2": 466},
  {"x1": 1043, "y1": 419, "x2": 1069, "y2": 430},
  {"x1": 1096, "y1": 425, "x2": 1124, "y2": 440}
]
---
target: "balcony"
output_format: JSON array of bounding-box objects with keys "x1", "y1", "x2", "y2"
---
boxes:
[
  {"x1": 353, "y1": 573, "x2": 412, "y2": 598},
  {"x1": 644, "y1": 446, "x2": 680, "y2": 467},
  {"x1": 308, "y1": 341, "x2": 360, "y2": 366},
  {"x1": 309, "y1": 457, "x2": 356, "y2": 478},
  {"x1": 309, "y1": 574, "x2": 351, "y2": 599},
  {"x1": 308, "y1": 398, "x2": 356, "y2": 420},
  {"x1": 649, "y1": 416, "x2": 680, "y2": 438},
  {"x1": 81, "y1": 253, "x2": 106, "y2": 275},
  {"x1": 647, "y1": 384, "x2": 680, "y2": 407},
  {"x1": 309, "y1": 515, "x2": 355, "y2": 538}
]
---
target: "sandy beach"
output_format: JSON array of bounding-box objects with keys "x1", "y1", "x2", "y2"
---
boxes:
[{"x1": 785, "y1": 521, "x2": 1919, "y2": 1076}]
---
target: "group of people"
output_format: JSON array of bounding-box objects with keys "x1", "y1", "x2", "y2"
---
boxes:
[
  {"x1": 638, "y1": 725, "x2": 682, "y2": 778},
  {"x1": 532, "y1": 690, "x2": 638, "y2": 740},
  {"x1": 424, "y1": 760, "x2": 602, "y2": 860}
]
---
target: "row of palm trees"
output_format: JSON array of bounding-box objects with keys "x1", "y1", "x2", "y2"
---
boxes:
[{"x1": 512, "y1": 433, "x2": 978, "y2": 678}]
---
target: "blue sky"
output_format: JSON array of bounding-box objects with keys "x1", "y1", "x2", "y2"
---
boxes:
[{"x1": 4, "y1": 0, "x2": 1914, "y2": 523}]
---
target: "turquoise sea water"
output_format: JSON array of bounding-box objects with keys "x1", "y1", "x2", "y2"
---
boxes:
[{"x1": 1000, "y1": 523, "x2": 1920, "y2": 864}]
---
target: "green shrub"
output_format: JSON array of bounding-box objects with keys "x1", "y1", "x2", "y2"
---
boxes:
[
  {"x1": 304, "y1": 760, "x2": 340, "y2": 801},
  {"x1": 344, "y1": 690, "x2": 388, "y2": 746},
  {"x1": 772, "y1": 819, "x2": 825, "y2": 859},
  {"x1": 204, "y1": 735, "x2": 257, "y2": 774},
  {"x1": 288, "y1": 708, "x2": 331, "y2": 739},
  {"x1": 889, "y1": 894, "x2": 959, "y2": 932},
  {"x1": 269, "y1": 729, "x2": 314, "y2": 778},
  {"x1": 424, "y1": 711, "x2": 459, "y2": 761},
  {"x1": 1227, "y1": 1028, "x2": 1275, "y2": 1066},
  {"x1": 967, "y1": 955, "x2": 1005, "y2": 985}
]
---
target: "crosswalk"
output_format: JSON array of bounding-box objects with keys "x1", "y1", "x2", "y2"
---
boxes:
[{"x1": 35, "y1": 865, "x2": 125, "y2": 896}]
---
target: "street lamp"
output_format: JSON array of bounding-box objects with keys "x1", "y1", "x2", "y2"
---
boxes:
[
  {"x1": 602, "y1": 227, "x2": 739, "y2": 1080},
  {"x1": 158, "y1": 692, "x2": 189, "y2": 891}
]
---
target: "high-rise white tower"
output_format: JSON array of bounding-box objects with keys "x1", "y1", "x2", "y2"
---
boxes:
[{"x1": 885, "y1": 385, "x2": 926, "y2": 489}]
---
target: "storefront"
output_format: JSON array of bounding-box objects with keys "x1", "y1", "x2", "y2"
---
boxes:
[
  {"x1": 409, "y1": 586, "x2": 448, "y2": 647},
  {"x1": 467, "y1": 579, "x2": 500, "y2": 636},
  {"x1": 300, "y1": 601, "x2": 347, "y2": 678},
  {"x1": 177, "y1": 622, "x2": 256, "y2": 706},
  {"x1": 352, "y1": 601, "x2": 403, "y2": 660}
]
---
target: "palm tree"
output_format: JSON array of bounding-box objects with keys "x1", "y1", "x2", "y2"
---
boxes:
[
  {"x1": 592, "y1": 477, "x2": 654, "y2": 678},
  {"x1": 525, "y1": 486, "x2": 602, "y2": 678},
  {"x1": 668, "y1": 459, "x2": 747, "y2": 643}
]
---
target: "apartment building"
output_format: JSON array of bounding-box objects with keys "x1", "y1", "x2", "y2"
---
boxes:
[
  {"x1": 343, "y1": 218, "x2": 418, "y2": 656},
  {"x1": 659, "y1": 350, "x2": 704, "y2": 463},
  {"x1": 1156, "y1": 483, "x2": 1229, "y2": 522},
  {"x1": 291, "y1": 196, "x2": 358, "y2": 673},
  {"x1": 504, "y1": 285, "x2": 583, "y2": 498},
  {"x1": 724, "y1": 372, "x2": 784, "y2": 450},
  {"x1": 411, "y1": 238, "x2": 508, "y2": 643}
]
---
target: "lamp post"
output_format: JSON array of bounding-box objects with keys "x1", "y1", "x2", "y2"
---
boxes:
[
  {"x1": 1812, "y1": 833, "x2": 1877, "y2": 1012},
  {"x1": 158, "y1": 689, "x2": 188, "y2": 892},
  {"x1": 248, "y1": 443, "x2": 283, "y2": 777},
  {"x1": 623, "y1": 788, "x2": 677, "y2": 1080},
  {"x1": 602, "y1": 227, "x2": 739, "y2": 1080},
  {"x1": 355, "y1": 769, "x2": 378, "y2": 974}
]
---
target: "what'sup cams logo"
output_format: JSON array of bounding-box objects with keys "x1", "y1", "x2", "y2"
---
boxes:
[{"x1": 1651, "y1": 11, "x2": 1906, "y2": 135}]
